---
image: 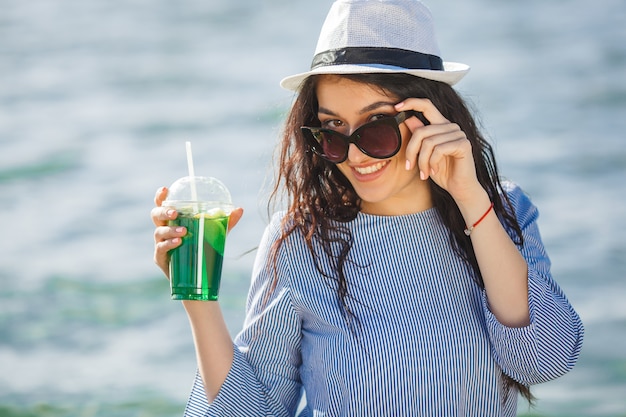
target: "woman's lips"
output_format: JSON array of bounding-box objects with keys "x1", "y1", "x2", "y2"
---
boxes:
[{"x1": 351, "y1": 160, "x2": 390, "y2": 180}]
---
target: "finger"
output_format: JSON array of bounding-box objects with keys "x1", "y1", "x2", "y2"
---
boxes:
[
  {"x1": 154, "y1": 223, "x2": 187, "y2": 244},
  {"x1": 404, "y1": 123, "x2": 462, "y2": 172},
  {"x1": 154, "y1": 235, "x2": 182, "y2": 253},
  {"x1": 154, "y1": 186, "x2": 169, "y2": 207},
  {"x1": 153, "y1": 240, "x2": 176, "y2": 279},
  {"x1": 426, "y1": 137, "x2": 472, "y2": 177},
  {"x1": 403, "y1": 111, "x2": 429, "y2": 132},
  {"x1": 153, "y1": 223, "x2": 185, "y2": 277},
  {"x1": 227, "y1": 207, "x2": 244, "y2": 232},
  {"x1": 396, "y1": 98, "x2": 449, "y2": 126},
  {"x1": 417, "y1": 128, "x2": 467, "y2": 178},
  {"x1": 151, "y1": 205, "x2": 179, "y2": 227}
]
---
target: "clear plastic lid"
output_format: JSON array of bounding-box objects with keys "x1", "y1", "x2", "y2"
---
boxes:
[{"x1": 163, "y1": 176, "x2": 234, "y2": 215}]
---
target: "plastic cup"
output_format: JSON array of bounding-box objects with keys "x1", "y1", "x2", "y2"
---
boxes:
[{"x1": 163, "y1": 176, "x2": 234, "y2": 301}]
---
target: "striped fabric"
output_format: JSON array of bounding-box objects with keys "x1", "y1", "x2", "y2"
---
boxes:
[{"x1": 183, "y1": 182, "x2": 584, "y2": 417}]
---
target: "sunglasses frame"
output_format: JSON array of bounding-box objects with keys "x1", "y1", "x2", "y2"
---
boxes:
[{"x1": 301, "y1": 110, "x2": 427, "y2": 164}]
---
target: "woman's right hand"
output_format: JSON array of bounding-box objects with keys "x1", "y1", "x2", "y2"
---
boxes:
[
  {"x1": 151, "y1": 186, "x2": 244, "y2": 279},
  {"x1": 151, "y1": 186, "x2": 186, "y2": 278}
]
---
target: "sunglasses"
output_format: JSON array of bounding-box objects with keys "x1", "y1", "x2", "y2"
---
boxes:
[{"x1": 301, "y1": 110, "x2": 428, "y2": 164}]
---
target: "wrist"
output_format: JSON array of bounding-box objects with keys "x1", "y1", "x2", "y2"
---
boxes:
[
  {"x1": 182, "y1": 299, "x2": 219, "y2": 316},
  {"x1": 464, "y1": 202, "x2": 494, "y2": 236},
  {"x1": 453, "y1": 187, "x2": 491, "y2": 219},
  {"x1": 453, "y1": 187, "x2": 495, "y2": 236}
]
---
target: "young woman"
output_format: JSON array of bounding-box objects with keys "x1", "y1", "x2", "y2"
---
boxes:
[{"x1": 151, "y1": 1, "x2": 583, "y2": 415}]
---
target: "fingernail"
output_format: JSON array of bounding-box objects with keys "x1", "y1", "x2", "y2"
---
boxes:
[
  {"x1": 405, "y1": 160, "x2": 411, "y2": 171},
  {"x1": 420, "y1": 171, "x2": 427, "y2": 180},
  {"x1": 395, "y1": 102, "x2": 405, "y2": 109},
  {"x1": 166, "y1": 209, "x2": 175, "y2": 217}
]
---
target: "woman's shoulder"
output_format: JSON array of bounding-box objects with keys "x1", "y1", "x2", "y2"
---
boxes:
[
  {"x1": 254, "y1": 211, "x2": 302, "y2": 275},
  {"x1": 266, "y1": 210, "x2": 292, "y2": 234},
  {"x1": 499, "y1": 179, "x2": 539, "y2": 225},
  {"x1": 262, "y1": 210, "x2": 304, "y2": 248},
  {"x1": 500, "y1": 179, "x2": 525, "y2": 197},
  {"x1": 259, "y1": 210, "x2": 288, "y2": 243}
]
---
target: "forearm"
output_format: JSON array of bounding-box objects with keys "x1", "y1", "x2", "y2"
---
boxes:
[
  {"x1": 182, "y1": 300, "x2": 234, "y2": 403},
  {"x1": 456, "y1": 190, "x2": 530, "y2": 328}
]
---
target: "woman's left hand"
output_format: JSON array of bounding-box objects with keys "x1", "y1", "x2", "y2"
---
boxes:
[{"x1": 396, "y1": 99, "x2": 483, "y2": 204}]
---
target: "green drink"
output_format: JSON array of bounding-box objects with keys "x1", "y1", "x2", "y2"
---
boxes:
[
  {"x1": 163, "y1": 176, "x2": 234, "y2": 301},
  {"x1": 169, "y1": 210, "x2": 229, "y2": 301}
]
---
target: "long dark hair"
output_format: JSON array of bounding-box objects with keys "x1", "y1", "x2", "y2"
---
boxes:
[{"x1": 268, "y1": 73, "x2": 533, "y2": 403}]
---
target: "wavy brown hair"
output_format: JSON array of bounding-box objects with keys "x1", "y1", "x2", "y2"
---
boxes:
[{"x1": 268, "y1": 73, "x2": 533, "y2": 403}]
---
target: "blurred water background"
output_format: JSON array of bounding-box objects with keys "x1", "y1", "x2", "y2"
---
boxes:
[{"x1": 0, "y1": 0, "x2": 625, "y2": 416}]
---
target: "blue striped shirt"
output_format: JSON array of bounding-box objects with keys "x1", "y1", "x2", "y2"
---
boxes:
[{"x1": 183, "y1": 182, "x2": 584, "y2": 416}]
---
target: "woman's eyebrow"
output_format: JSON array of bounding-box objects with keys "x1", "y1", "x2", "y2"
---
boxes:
[
  {"x1": 360, "y1": 101, "x2": 396, "y2": 114},
  {"x1": 318, "y1": 106, "x2": 338, "y2": 116},
  {"x1": 318, "y1": 102, "x2": 396, "y2": 116}
]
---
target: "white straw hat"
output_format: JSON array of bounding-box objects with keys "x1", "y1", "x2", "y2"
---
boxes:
[{"x1": 280, "y1": 0, "x2": 470, "y2": 91}]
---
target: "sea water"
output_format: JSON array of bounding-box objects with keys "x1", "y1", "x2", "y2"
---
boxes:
[{"x1": 0, "y1": 0, "x2": 625, "y2": 416}]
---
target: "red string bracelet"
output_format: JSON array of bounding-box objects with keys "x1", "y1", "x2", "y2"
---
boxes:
[{"x1": 464, "y1": 202, "x2": 494, "y2": 236}]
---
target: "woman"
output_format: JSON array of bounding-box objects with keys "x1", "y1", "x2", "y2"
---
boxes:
[{"x1": 151, "y1": 1, "x2": 583, "y2": 416}]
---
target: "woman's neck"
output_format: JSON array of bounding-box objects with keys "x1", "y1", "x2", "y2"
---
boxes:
[{"x1": 359, "y1": 181, "x2": 433, "y2": 216}]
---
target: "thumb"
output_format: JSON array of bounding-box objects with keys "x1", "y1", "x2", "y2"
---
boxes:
[{"x1": 227, "y1": 207, "x2": 244, "y2": 232}]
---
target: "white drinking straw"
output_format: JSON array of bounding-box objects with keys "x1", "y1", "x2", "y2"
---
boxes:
[
  {"x1": 185, "y1": 141, "x2": 205, "y2": 289},
  {"x1": 186, "y1": 141, "x2": 198, "y2": 200}
]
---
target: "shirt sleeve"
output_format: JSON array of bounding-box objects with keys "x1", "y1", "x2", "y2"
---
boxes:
[
  {"x1": 482, "y1": 183, "x2": 584, "y2": 386},
  {"x1": 184, "y1": 213, "x2": 303, "y2": 417}
]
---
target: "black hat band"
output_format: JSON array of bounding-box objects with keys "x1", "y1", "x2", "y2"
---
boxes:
[{"x1": 311, "y1": 47, "x2": 444, "y2": 71}]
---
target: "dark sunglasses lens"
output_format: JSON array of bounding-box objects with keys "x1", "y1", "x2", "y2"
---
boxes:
[
  {"x1": 303, "y1": 116, "x2": 403, "y2": 163},
  {"x1": 357, "y1": 122, "x2": 400, "y2": 158},
  {"x1": 312, "y1": 131, "x2": 348, "y2": 162}
]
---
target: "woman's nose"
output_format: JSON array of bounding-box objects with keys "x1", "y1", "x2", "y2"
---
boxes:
[{"x1": 346, "y1": 143, "x2": 367, "y2": 162}]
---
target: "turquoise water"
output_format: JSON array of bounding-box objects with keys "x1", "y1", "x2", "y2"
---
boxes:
[{"x1": 0, "y1": 0, "x2": 625, "y2": 415}]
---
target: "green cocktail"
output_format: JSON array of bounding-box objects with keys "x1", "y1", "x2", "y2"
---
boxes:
[
  {"x1": 164, "y1": 175, "x2": 233, "y2": 301},
  {"x1": 169, "y1": 209, "x2": 229, "y2": 301}
]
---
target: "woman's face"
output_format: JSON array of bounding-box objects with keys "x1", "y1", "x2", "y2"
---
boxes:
[{"x1": 315, "y1": 75, "x2": 432, "y2": 215}]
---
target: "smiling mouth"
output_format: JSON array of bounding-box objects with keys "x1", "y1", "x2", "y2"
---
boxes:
[{"x1": 353, "y1": 160, "x2": 389, "y2": 175}]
